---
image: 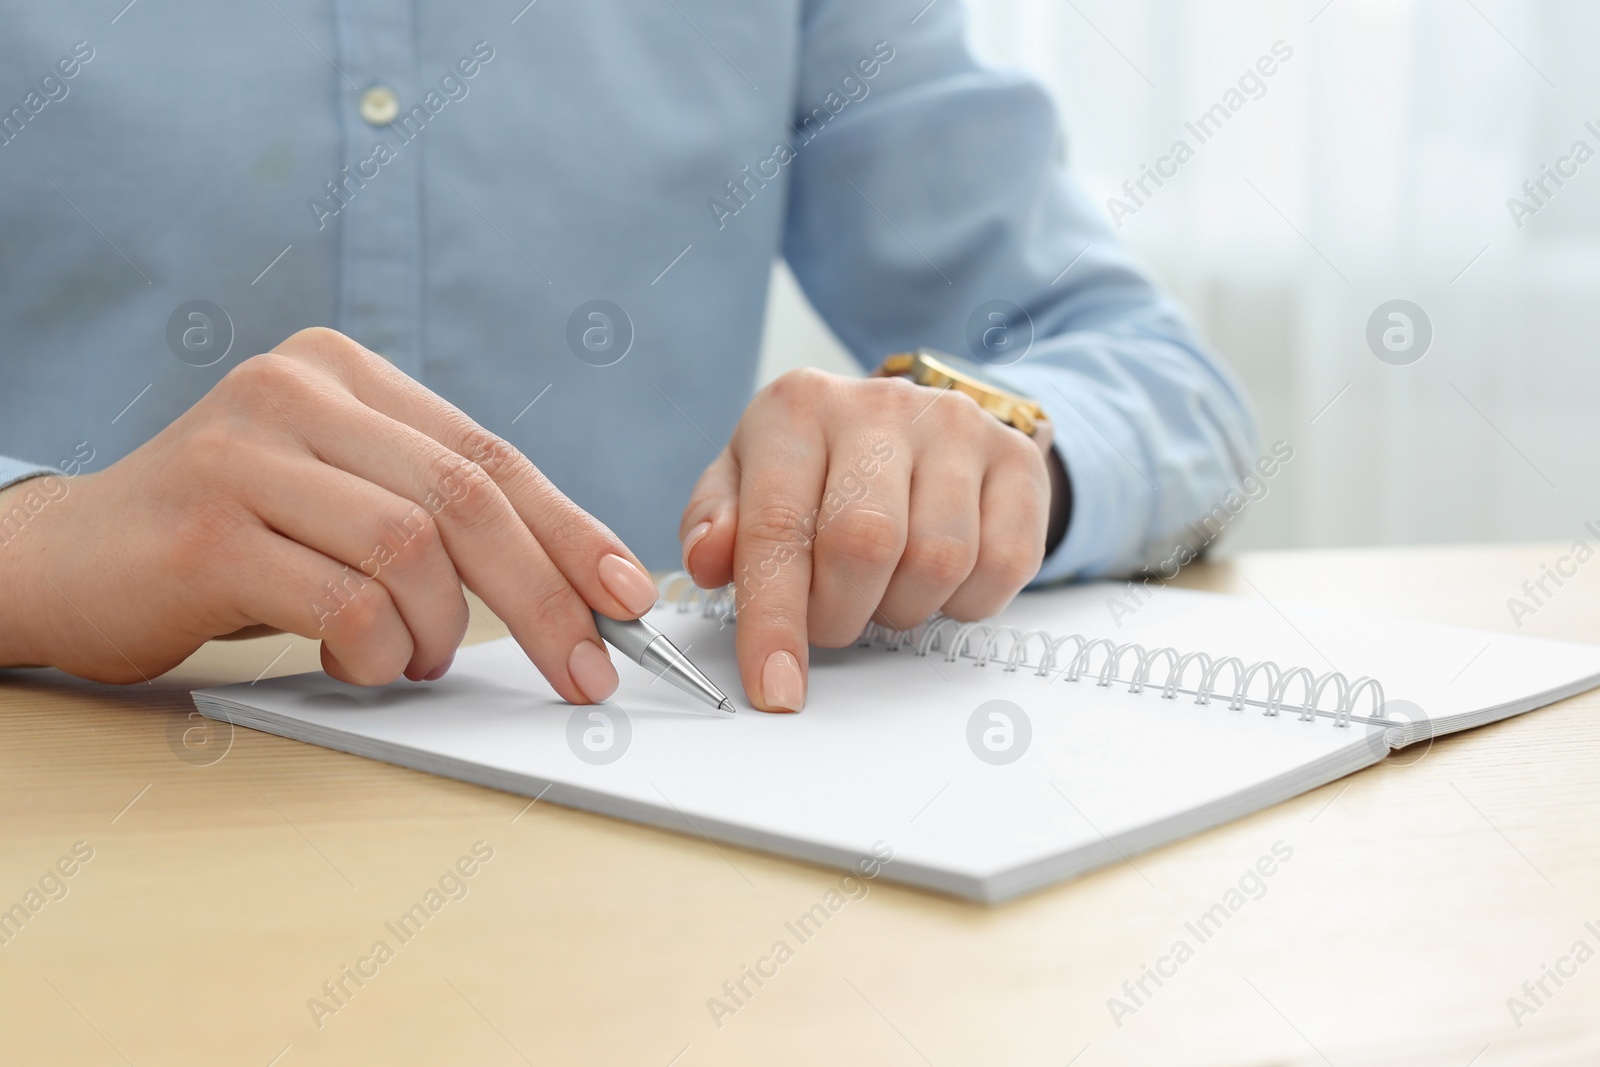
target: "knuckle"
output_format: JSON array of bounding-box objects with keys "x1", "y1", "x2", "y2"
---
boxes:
[
  {"x1": 319, "y1": 572, "x2": 390, "y2": 637},
  {"x1": 979, "y1": 539, "x2": 1042, "y2": 591},
  {"x1": 743, "y1": 587, "x2": 804, "y2": 631},
  {"x1": 541, "y1": 495, "x2": 614, "y2": 558},
  {"x1": 741, "y1": 501, "x2": 814, "y2": 552},
  {"x1": 525, "y1": 577, "x2": 584, "y2": 631},
  {"x1": 761, "y1": 367, "x2": 834, "y2": 414},
  {"x1": 499, "y1": 449, "x2": 558, "y2": 514},
  {"x1": 376, "y1": 504, "x2": 441, "y2": 573},
  {"x1": 220, "y1": 355, "x2": 341, "y2": 432},
  {"x1": 340, "y1": 583, "x2": 390, "y2": 635},
  {"x1": 900, "y1": 380, "x2": 985, "y2": 430},
  {"x1": 900, "y1": 533, "x2": 977, "y2": 588},
  {"x1": 277, "y1": 326, "x2": 366, "y2": 365},
  {"x1": 226, "y1": 352, "x2": 307, "y2": 397},
  {"x1": 818, "y1": 508, "x2": 905, "y2": 570},
  {"x1": 452, "y1": 420, "x2": 519, "y2": 479},
  {"x1": 950, "y1": 388, "x2": 992, "y2": 424},
  {"x1": 427, "y1": 451, "x2": 501, "y2": 531},
  {"x1": 875, "y1": 374, "x2": 924, "y2": 410},
  {"x1": 997, "y1": 424, "x2": 1043, "y2": 464},
  {"x1": 279, "y1": 325, "x2": 344, "y2": 349}
]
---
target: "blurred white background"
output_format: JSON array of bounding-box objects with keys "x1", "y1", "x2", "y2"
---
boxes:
[{"x1": 758, "y1": 0, "x2": 1598, "y2": 554}]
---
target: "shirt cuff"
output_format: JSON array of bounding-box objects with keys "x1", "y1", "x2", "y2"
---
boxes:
[{"x1": 0, "y1": 457, "x2": 54, "y2": 494}]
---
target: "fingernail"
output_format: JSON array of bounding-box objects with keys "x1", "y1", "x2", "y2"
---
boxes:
[
  {"x1": 682, "y1": 520, "x2": 713, "y2": 573},
  {"x1": 568, "y1": 640, "x2": 619, "y2": 703},
  {"x1": 761, "y1": 650, "x2": 804, "y2": 713},
  {"x1": 598, "y1": 553, "x2": 658, "y2": 615},
  {"x1": 422, "y1": 654, "x2": 454, "y2": 682}
]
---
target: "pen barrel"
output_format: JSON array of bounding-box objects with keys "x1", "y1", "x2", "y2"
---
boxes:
[
  {"x1": 639, "y1": 640, "x2": 726, "y2": 707},
  {"x1": 591, "y1": 610, "x2": 731, "y2": 712},
  {"x1": 590, "y1": 610, "x2": 661, "y2": 664}
]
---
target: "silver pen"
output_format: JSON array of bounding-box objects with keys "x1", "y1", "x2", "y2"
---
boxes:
[{"x1": 591, "y1": 610, "x2": 735, "y2": 714}]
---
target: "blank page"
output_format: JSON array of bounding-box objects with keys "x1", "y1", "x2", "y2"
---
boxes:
[{"x1": 201, "y1": 582, "x2": 1600, "y2": 901}]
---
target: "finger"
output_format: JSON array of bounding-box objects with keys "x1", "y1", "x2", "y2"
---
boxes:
[
  {"x1": 248, "y1": 454, "x2": 469, "y2": 681},
  {"x1": 875, "y1": 443, "x2": 981, "y2": 631},
  {"x1": 730, "y1": 417, "x2": 828, "y2": 713},
  {"x1": 337, "y1": 412, "x2": 617, "y2": 704},
  {"x1": 679, "y1": 453, "x2": 740, "y2": 588},
  {"x1": 806, "y1": 432, "x2": 909, "y2": 647},
  {"x1": 279, "y1": 332, "x2": 657, "y2": 620},
  {"x1": 226, "y1": 528, "x2": 415, "y2": 686},
  {"x1": 943, "y1": 435, "x2": 1050, "y2": 621},
  {"x1": 254, "y1": 376, "x2": 616, "y2": 705}
]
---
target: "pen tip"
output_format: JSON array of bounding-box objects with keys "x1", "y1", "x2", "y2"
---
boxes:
[{"x1": 718, "y1": 698, "x2": 736, "y2": 715}]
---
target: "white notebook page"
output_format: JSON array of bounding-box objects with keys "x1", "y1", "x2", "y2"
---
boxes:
[{"x1": 193, "y1": 582, "x2": 1600, "y2": 901}]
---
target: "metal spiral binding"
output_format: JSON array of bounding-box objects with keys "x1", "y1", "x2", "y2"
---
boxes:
[
  {"x1": 653, "y1": 573, "x2": 1390, "y2": 730},
  {"x1": 658, "y1": 571, "x2": 736, "y2": 624}
]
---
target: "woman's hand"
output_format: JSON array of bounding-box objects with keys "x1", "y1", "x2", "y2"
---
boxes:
[
  {"x1": 0, "y1": 328, "x2": 659, "y2": 703},
  {"x1": 679, "y1": 369, "x2": 1058, "y2": 712}
]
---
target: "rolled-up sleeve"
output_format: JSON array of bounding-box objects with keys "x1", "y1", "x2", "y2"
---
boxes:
[{"x1": 783, "y1": 0, "x2": 1259, "y2": 583}]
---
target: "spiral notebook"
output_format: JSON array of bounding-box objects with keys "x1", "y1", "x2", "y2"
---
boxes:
[{"x1": 192, "y1": 576, "x2": 1600, "y2": 902}]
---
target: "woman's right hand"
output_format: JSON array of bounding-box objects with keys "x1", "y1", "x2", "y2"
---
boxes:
[{"x1": 0, "y1": 327, "x2": 660, "y2": 703}]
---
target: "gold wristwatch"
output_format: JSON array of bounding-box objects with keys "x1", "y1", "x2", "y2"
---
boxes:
[{"x1": 872, "y1": 348, "x2": 1047, "y2": 437}]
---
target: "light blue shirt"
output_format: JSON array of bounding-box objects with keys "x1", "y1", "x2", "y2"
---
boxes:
[{"x1": 0, "y1": 0, "x2": 1256, "y2": 581}]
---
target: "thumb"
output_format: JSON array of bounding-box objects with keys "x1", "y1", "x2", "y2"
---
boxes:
[{"x1": 679, "y1": 454, "x2": 740, "y2": 588}]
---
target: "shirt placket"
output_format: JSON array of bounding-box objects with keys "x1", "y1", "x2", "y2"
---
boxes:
[{"x1": 332, "y1": 0, "x2": 422, "y2": 376}]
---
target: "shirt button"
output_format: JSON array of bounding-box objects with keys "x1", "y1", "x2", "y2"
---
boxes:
[{"x1": 359, "y1": 86, "x2": 399, "y2": 126}]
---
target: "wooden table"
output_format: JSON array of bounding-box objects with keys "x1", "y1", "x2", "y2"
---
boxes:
[{"x1": 4, "y1": 544, "x2": 1599, "y2": 1066}]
